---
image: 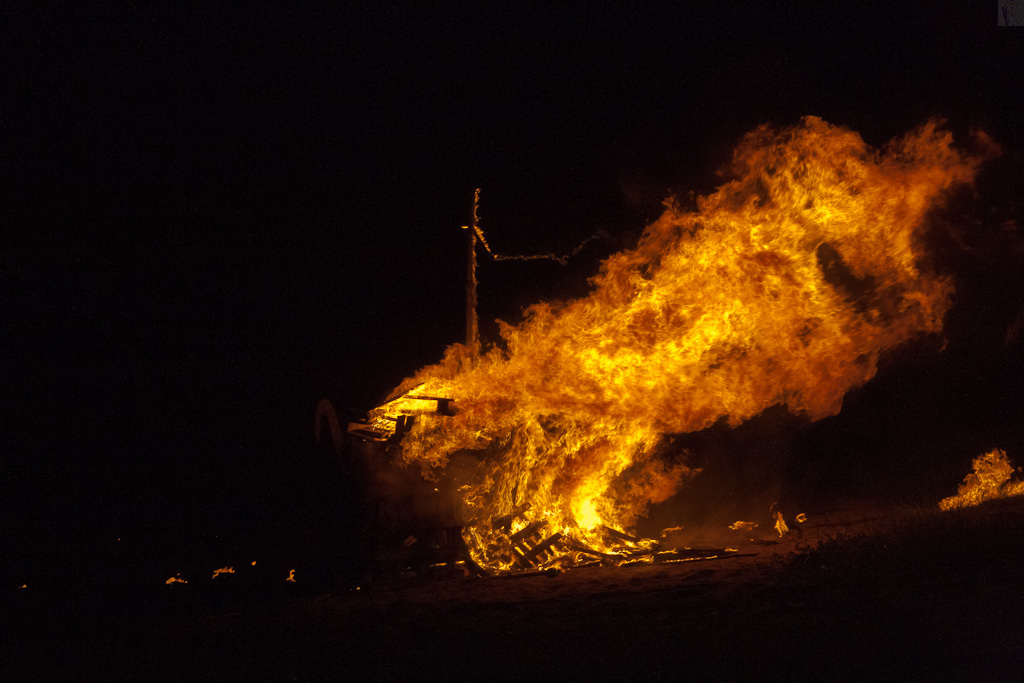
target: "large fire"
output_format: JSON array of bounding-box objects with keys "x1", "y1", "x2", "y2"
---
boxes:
[{"x1": 371, "y1": 116, "x2": 991, "y2": 570}]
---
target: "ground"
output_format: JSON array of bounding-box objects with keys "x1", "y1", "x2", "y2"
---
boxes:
[{"x1": 7, "y1": 498, "x2": 1024, "y2": 681}]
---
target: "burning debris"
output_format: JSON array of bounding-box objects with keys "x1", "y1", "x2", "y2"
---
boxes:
[
  {"x1": 939, "y1": 448, "x2": 1024, "y2": 510},
  {"x1": 348, "y1": 393, "x2": 456, "y2": 443},
  {"x1": 347, "y1": 117, "x2": 993, "y2": 573},
  {"x1": 161, "y1": 563, "x2": 293, "y2": 587},
  {"x1": 773, "y1": 512, "x2": 790, "y2": 537}
]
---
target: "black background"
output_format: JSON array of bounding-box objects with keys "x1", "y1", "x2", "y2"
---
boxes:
[{"x1": 3, "y1": 5, "x2": 1024, "y2": 583}]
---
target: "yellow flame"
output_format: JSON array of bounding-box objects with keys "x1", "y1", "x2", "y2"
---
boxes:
[
  {"x1": 774, "y1": 512, "x2": 789, "y2": 537},
  {"x1": 379, "y1": 117, "x2": 991, "y2": 570},
  {"x1": 729, "y1": 521, "x2": 758, "y2": 531},
  {"x1": 939, "y1": 449, "x2": 1024, "y2": 510}
]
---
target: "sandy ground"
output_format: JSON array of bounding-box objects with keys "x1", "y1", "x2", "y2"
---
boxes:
[{"x1": 7, "y1": 504, "x2": 1024, "y2": 681}]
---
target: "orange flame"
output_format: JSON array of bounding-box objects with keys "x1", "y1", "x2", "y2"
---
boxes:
[
  {"x1": 939, "y1": 449, "x2": 1024, "y2": 510},
  {"x1": 773, "y1": 512, "x2": 789, "y2": 537},
  {"x1": 211, "y1": 566, "x2": 235, "y2": 579},
  {"x1": 378, "y1": 117, "x2": 990, "y2": 570}
]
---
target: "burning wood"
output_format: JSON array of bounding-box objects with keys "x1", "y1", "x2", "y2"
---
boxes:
[
  {"x1": 654, "y1": 548, "x2": 740, "y2": 563},
  {"x1": 561, "y1": 536, "x2": 621, "y2": 562},
  {"x1": 504, "y1": 520, "x2": 564, "y2": 569},
  {"x1": 601, "y1": 525, "x2": 642, "y2": 545},
  {"x1": 346, "y1": 118, "x2": 994, "y2": 574},
  {"x1": 520, "y1": 532, "x2": 564, "y2": 567},
  {"x1": 508, "y1": 520, "x2": 548, "y2": 546},
  {"x1": 346, "y1": 390, "x2": 456, "y2": 442}
]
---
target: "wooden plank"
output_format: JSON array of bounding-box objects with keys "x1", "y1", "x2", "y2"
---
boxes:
[
  {"x1": 509, "y1": 520, "x2": 546, "y2": 545},
  {"x1": 562, "y1": 537, "x2": 617, "y2": 559},
  {"x1": 602, "y1": 525, "x2": 641, "y2": 544},
  {"x1": 492, "y1": 504, "x2": 530, "y2": 531},
  {"x1": 522, "y1": 532, "x2": 563, "y2": 565}
]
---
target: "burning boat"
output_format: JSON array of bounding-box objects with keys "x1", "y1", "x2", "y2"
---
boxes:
[{"x1": 336, "y1": 116, "x2": 995, "y2": 576}]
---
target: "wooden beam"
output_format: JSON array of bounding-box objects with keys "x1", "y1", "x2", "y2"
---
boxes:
[
  {"x1": 464, "y1": 188, "x2": 480, "y2": 353},
  {"x1": 522, "y1": 532, "x2": 563, "y2": 565}
]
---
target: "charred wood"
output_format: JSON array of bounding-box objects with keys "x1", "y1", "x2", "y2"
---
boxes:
[
  {"x1": 601, "y1": 526, "x2": 642, "y2": 544},
  {"x1": 562, "y1": 537, "x2": 619, "y2": 560}
]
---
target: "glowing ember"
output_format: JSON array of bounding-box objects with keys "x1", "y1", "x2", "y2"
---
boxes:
[
  {"x1": 212, "y1": 567, "x2": 235, "y2": 579},
  {"x1": 729, "y1": 521, "x2": 759, "y2": 531},
  {"x1": 286, "y1": 569, "x2": 296, "y2": 583},
  {"x1": 165, "y1": 574, "x2": 187, "y2": 585},
  {"x1": 939, "y1": 449, "x2": 1024, "y2": 510},
  {"x1": 795, "y1": 513, "x2": 807, "y2": 523},
  {"x1": 374, "y1": 117, "x2": 991, "y2": 571}
]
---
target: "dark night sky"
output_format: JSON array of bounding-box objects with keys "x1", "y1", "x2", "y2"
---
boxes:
[{"x1": 3, "y1": 6, "x2": 1024, "y2": 566}]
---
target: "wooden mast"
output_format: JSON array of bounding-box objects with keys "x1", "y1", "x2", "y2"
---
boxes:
[{"x1": 464, "y1": 188, "x2": 480, "y2": 353}]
